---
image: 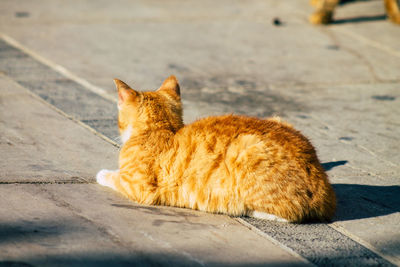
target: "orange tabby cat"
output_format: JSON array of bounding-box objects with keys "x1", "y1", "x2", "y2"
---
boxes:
[{"x1": 97, "y1": 76, "x2": 336, "y2": 223}]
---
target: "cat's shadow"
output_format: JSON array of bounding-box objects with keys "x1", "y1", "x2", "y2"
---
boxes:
[
  {"x1": 322, "y1": 161, "x2": 400, "y2": 222},
  {"x1": 332, "y1": 183, "x2": 400, "y2": 221}
]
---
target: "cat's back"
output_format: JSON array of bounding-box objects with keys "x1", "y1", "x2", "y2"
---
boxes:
[
  {"x1": 160, "y1": 114, "x2": 318, "y2": 188},
  {"x1": 157, "y1": 114, "x2": 335, "y2": 222},
  {"x1": 177, "y1": 114, "x2": 313, "y2": 154}
]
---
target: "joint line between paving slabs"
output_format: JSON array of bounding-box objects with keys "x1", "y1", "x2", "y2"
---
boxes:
[
  {"x1": 235, "y1": 218, "x2": 314, "y2": 266},
  {"x1": 3, "y1": 75, "x2": 121, "y2": 149},
  {"x1": 27, "y1": 89, "x2": 121, "y2": 148},
  {"x1": 330, "y1": 222, "x2": 400, "y2": 266},
  {"x1": 0, "y1": 32, "x2": 117, "y2": 103}
]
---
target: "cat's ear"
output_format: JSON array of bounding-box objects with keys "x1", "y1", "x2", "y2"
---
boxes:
[
  {"x1": 157, "y1": 75, "x2": 180, "y2": 99},
  {"x1": 114, "y1": 79, "x2": 138, "y2": 108}
]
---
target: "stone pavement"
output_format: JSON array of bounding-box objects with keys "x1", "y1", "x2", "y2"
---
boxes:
[{"x1": 0, "y1": 0, "x2": 399, "y2": 266}]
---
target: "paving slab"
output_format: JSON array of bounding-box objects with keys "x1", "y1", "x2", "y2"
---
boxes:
[{"x1": 0, "y1": 183, "x2": 310, "y2": 266}]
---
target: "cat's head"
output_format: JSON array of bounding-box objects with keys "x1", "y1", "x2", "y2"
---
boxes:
[{"x1": 114, "y1": 75, "x2": 183, "y2": 143}]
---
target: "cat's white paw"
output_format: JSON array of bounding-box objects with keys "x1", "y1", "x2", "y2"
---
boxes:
[
  {"x1": 96, "y1": 169, "x2": 109, "y2": 186},
  {"x1": 96, "y1": 169, "x2": 116, "y2": 189}
]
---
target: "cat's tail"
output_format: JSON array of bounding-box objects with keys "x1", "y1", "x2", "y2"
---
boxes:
[
  {"x1": 300, "y1": 165, "x2": 336, "y2": 223},
  {"x1": 248, "y1": 164, "x2": 336, "y2": 224}
]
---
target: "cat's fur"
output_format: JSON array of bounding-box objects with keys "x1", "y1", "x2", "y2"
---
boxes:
[
  {"x1": 309, "y1": 0, "x2": 400, "y2": 24},
  {"x1": 97, "y1": 76, "x2": 336, "y2": 223}
]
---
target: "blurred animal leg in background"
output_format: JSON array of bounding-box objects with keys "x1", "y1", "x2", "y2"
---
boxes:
[
  {"x1": 309, "y1": 0, "x2": 340, "y2": 24},
  {"x1": 385, "y1": 0, "x2": 400, "y2": 24},
  {"x1": 309, "y1": 0, "x2": 400, "y2": 25}
]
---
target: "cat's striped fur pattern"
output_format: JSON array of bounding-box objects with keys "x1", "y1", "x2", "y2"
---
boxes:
[{"x1": 97, "y1": 76, "x2": 336, "y2": 223}]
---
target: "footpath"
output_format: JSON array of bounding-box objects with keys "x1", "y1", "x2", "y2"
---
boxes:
[{"x1": 1, "y1": 0, "x2": 400, "y2": 266}]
